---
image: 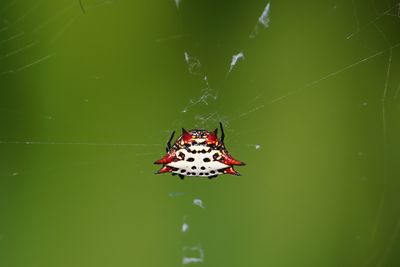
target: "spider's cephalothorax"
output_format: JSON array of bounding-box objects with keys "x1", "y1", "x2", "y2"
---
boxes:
[{"x1": 154, "y1": 123, "x2": 245, "y2": 179}]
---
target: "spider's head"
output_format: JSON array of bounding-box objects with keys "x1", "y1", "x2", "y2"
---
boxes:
[{"x1": 181, "y1": 128, "x2": 219, "y2": 145}]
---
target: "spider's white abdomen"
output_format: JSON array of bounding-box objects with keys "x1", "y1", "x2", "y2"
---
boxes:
[
  {"x1": 167, "y1": 146, "x2": 229, "y2": 177},
  {"x1": 154, "y1": 125, "x2": 244, "y2": 179}
]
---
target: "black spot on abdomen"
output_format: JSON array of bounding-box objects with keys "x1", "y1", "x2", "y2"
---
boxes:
[{"x1": 213, "y1": 153, "x2": 219, "y2": 160}]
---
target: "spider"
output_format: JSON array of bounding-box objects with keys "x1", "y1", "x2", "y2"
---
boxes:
[{"x1": 154, "y1": 123, "x2": 245, "y2": 179}]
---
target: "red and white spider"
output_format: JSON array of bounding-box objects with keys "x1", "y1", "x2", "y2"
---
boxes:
[{"x1": 154, "y1": 123, "x2": 245, "y2": 179}]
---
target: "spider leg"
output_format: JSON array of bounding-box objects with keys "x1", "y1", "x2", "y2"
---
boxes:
[
  {"x1": 179, "y1": 174, "x2": 185, "y2": 180},
  {"x1": 208, "y1": 174, "x2": 218, "y2": 179},
  {"x1": 219, "y1": 122, "x2": 225, "y2": 144},
  {"x1": 166, "y1": 130, "x2": 176, "y2": 152}
]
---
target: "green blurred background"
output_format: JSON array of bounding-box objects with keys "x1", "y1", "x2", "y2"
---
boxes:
[{"x1": 1, "y1": 0, "x2": 400, "y2": 266}]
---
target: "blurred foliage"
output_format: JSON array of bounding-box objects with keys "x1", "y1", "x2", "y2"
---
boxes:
[{"x1": 1, "y1": 1, "x2": 400, "y2": 266}]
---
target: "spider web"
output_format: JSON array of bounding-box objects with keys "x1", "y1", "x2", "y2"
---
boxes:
[{"x1": 1, "y1": 0, "x2": 400, "y2": 266}]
